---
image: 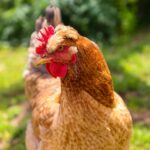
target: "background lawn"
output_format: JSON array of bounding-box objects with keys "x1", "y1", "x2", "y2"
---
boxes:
[
  {"x1": 0, "y1": 29, "x2": 150, "y2": 150},
  {"x1": 0, "y1": 45, "x2": 28, "y2": 150}
]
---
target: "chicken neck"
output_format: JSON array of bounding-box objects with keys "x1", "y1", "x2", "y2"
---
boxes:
[{"x1": 61, "y1": 36, "x2": 115, "y2": 108}]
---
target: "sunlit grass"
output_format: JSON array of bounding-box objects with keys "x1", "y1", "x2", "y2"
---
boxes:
[
  {"x1": 0, "y1": 45, "x2": 28, "y2": 149},
  {"x1": 0, "y1": 45, "x2": 26, "y2": 89},
  {"x1": 0, "y1": 45, "x2": 27, "y2": 109},
  {"x1": 131, "y1": 123, "x2": 150, "y2": 150}
]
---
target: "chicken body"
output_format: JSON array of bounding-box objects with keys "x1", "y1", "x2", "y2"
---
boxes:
[
  {"x1": 42, "y1": 93, "x2": 131, "y2": 150},
  {"x1": 26, "y1": 76, "x2": 131, "y2": 150},
  {"x1": 25, "y1": 73, "x2": 61, "y2": 150},
  {"x1": 25, "y1": 25, "x2": 132, "y2": 150}
]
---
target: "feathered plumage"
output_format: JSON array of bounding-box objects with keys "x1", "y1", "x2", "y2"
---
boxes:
[{"x1": 25, "y1": 24, "x2": 132, "y2": 150}]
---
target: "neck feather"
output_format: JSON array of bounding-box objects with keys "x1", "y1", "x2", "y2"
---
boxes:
[{"x1": 61, "y1": 36, "x2": 115, "y2": 108}]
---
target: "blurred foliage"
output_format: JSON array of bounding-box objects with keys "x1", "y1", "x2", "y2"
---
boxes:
[
  {"x1": 56, "y1": 0, "x2": 137, "y2": 40},
  {"x1": 0, "y1": 0, "x2": 49, "y2": 45},
  {"x1": 56, "y1": 0, "x2": 119, "y2": 40},
  {"x1": 103, "y1": 28, "x2": 150, "y2": 110},
  {"x1": 137, "y1": 0, "x2": 150, "y2": 26},
  {"x1": 0, "y1": 0, "x2": 149, "y2": 44}
]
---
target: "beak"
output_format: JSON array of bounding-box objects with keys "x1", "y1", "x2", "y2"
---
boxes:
[{"x1": 34, "y1": 57, "x2": 52, "y2": 67}]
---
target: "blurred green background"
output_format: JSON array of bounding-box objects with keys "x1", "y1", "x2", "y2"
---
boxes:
[{"x1": 0, "y1": 0, "x2": 150, "y2": 149}]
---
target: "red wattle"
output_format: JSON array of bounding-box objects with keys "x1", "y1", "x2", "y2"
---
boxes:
[
  {"x1": 46, "y1": 62, "x2": 68, "y2": 78},
  {"x1": 71, "y1": 54, "x2": 77, "y2": 64}
]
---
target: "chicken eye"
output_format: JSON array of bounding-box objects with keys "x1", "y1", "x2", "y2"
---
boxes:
[{"x1": 58, "y1": 45, "x2": 64, "y2": 51}]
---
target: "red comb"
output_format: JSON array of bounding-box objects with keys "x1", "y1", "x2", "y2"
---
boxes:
[{"x1": 36, "y1": 25, "x2": 55, "y2": 55}]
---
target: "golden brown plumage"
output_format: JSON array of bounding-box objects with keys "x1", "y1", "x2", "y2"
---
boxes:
[{"x1": 25, "y1": 25, "x2": 132, "y2": 150}]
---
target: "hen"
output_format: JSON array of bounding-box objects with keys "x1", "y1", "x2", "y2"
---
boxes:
[{"x1": 26, "y1": 25, "x2": 132, "y2": 150}]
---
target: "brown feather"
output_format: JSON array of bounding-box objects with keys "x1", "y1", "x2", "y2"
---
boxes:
[{"x1": 25, "y1": 25, "x2": 132, "y2": 150}]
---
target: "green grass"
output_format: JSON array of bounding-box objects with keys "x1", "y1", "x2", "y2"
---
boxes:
[
  {"x1": 0, "y1": 45, "x2": 27, "y2": 110},
  {"x1": 0, "y1": 44, "x2": 28, "y2": 149},
  {"x1": 0, "y1": 30, "x2": 150, "y2": 149},
  {"x1": 131, "y1": 123, "x2": 150, "y2": 150}
]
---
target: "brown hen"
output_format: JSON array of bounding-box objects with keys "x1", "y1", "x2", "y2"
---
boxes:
[{"x1": 25, "y1": 24, "x2": 132, "y2": 150}]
